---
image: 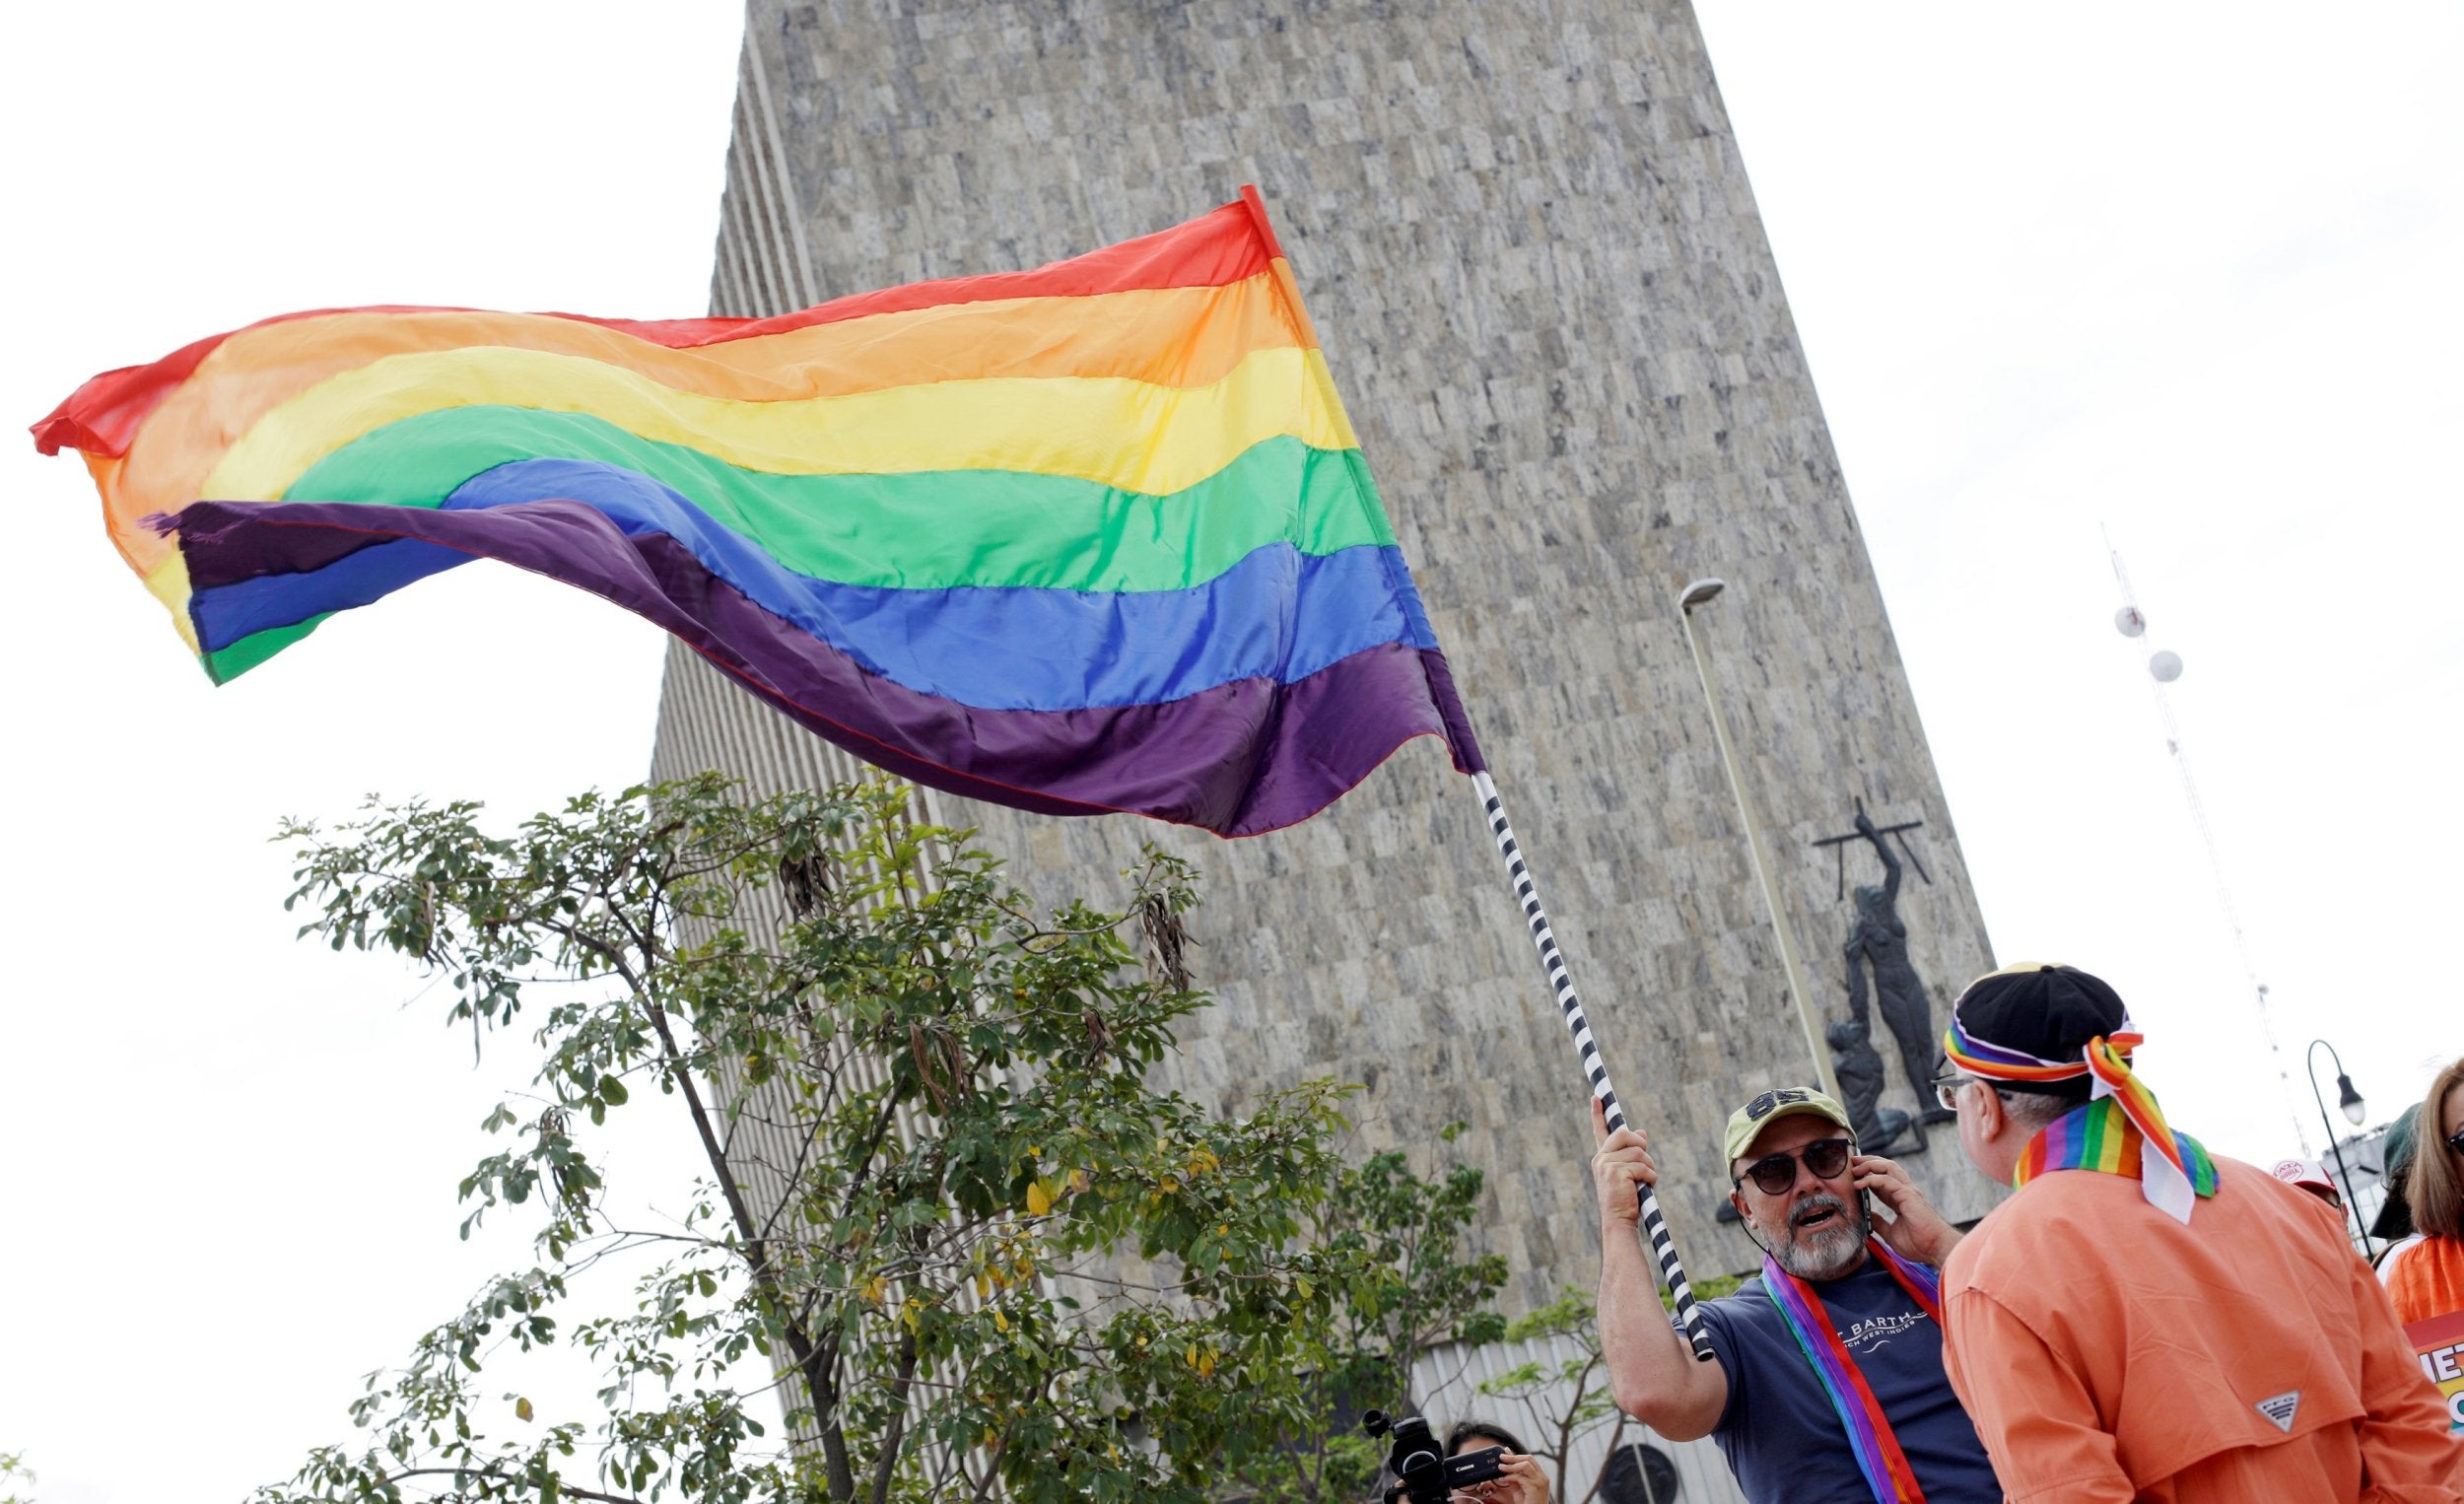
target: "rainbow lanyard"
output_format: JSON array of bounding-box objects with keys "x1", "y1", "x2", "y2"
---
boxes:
[
  {"x1": 2016, "y1": 1097, "x2": 2219, "y2": 1197},
  {"x1": 1761, "y1": 1240, "x2": 1944, "y2": 1504}
]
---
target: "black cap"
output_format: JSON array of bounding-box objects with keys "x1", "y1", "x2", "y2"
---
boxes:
[{"x1": 1951, "y1": 963, "x2": 2129, "y2": 1102}]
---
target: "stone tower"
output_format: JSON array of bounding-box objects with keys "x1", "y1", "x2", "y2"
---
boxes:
[{"x1": 655, "y1": 0, "x2": 2003, "y2": 1312}]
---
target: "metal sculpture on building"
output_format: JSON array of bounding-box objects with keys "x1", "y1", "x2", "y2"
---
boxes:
[
  {"x1": 1818, "y1": 806, "x2": 1951, "y2": 1148},
  {"x1": 1827, "y1": 1011, "x2": 1919, "y2": 1156}
]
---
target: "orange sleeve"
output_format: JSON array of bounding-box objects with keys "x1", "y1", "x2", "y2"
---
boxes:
[
  {"x1": 2384, "y1": 1236, "x2": 2464, "y2": 1329},
  {"x1": 1943, "y1": 1287, "x2": 2135, "y2": 1503},
  {"x1": 2346, "y1": 1246, "x2": 2464, "y2": 1501}
]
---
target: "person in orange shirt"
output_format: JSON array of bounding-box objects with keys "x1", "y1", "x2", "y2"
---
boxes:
[
  {"x1": 2382, "y1": 1056, "x2": 2464, "y2": 1330},
  {"x1": 1930, "y1": 963, "x2": 2462, "y2": 1502}
]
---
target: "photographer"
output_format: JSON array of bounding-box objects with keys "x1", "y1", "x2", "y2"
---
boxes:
[
  {"x1": 1590, "y1": 1088, "x2": 1997, "y2": 1504},
  {"x1": 1443, "y1": 1420, "x2": 1549, "y2": 1504}
]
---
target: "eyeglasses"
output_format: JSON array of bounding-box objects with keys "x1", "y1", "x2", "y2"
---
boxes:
[
  {"x1": 1732, "y1": 1136, "x2": 1854, "y2": 1196},
  {"x1": 1933, "y1": 1075, "x2": 2019, "y2": 1116},
  {"x1": 2446, "y1": 1127, "x2": 2464, "y2": 1156}
]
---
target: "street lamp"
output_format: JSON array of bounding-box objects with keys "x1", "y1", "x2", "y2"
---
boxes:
[
  {"x1": 2305, "y1": 1039, "x2": 2368, "y2": 1242},
  {"x1": 1677, "y1": 578, "x2": 1840, "y2": 1101}
]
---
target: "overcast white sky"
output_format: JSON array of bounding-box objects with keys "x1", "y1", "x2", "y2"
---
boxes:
[{"x1": 2, "y1": 4, "x2": 2457, "y2": 1499}]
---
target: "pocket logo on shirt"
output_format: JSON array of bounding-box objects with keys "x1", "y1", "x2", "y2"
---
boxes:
[{"x1": 2254, "y1": 1391, "x2": 2300, "y2": 1433}]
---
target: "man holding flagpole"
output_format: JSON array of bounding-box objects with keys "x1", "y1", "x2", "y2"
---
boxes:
[
  {"x1": 1934, "y1": 963, "x2": 2463, "y2": 1501},
  {"x1": 1591, "y1": 1088, "x2": 2001, "y2": 1502}
]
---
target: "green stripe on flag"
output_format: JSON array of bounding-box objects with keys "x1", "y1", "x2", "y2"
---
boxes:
[{"x1": 285, "y1": 411, "x2": 1395, "y2": 593}]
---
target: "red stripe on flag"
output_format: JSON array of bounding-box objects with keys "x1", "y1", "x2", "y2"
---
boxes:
[{"x1": 33, "y1": 195, "x2": 1276, "y2": 460}]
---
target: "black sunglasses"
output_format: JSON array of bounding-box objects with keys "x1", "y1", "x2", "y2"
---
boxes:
[
  {"x1": 2447, "y1": 1127, "x2": 2464, "y2": 1156},
  {"x1": 1732, "y1": 1136, "x2": 1854, "y2": 1196}
]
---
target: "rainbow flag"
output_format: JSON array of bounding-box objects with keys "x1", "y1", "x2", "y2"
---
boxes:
[{"x1": 33, "y1": 189, "x2": 1481, "y2": 837}]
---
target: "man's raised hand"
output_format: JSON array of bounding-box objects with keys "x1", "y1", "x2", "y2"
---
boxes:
[
  {"x1": 1852, "y1": 1152, "x2": 1962, "y2": 1266},
  {"x1": 1591, "y1": 1095, "x2": 1659, "y2": 1226}
]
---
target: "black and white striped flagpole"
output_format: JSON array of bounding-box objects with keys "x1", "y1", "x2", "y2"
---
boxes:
[{"x1": 1473, "y1": 770, "x2": 1717, "y2": 1362}]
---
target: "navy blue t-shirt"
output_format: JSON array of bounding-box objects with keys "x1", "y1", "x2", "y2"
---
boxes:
[{"x1": 1685, "y1": 1259, "x2": 1998, "y2": 1503}]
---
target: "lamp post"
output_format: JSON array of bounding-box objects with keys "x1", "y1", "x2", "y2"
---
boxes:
[
  {"x1": 2304, "y1": 1038, "x2": 2367, "y2": 1242},
  {"x1": 1678, "y1": 578, "x2": 1840, "y2": 1101}
]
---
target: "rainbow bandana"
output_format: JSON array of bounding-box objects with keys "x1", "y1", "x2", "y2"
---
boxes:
[
  {"x1": 2015, "y1": 1097, "x2": 2219, "y2": 1198},
  {"x1": 1761, "y1": 1240, "x2": 1944, "y2": 1504},
  {"x1": 1943, "y1": 1010, "x2": 2213, "y2": 1223}
]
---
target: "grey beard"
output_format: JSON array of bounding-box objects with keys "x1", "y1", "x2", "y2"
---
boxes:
[{"x1": 1767, "y1": 1192, "x2": 1870, "y2": 1280}]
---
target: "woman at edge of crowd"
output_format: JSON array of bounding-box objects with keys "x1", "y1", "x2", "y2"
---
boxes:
[{"x1": 2381, "y1": 1055, "x2": 2464, "y2": 1327}]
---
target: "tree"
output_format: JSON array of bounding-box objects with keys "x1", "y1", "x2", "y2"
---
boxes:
[
  {"x1": 258, "y1": 775, "x2": 1370, "y2": 1504},
  {"x1": 1228, "y1": 1127, "x2": 1510, "y2": 1502}
]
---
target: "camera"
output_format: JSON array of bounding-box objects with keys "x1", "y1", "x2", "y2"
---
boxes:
[{"x1": 1361, "y1": 1409, "x2": 1505, "y2": 1504}]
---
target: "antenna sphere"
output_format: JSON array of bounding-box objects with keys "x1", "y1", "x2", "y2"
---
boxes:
[
  {"x1": 2115, "y1": 607, "x2": 2147, "y2": 638},
  {"x1": 2149, "y1": 650, "x2": 2184, "y2": 683}
]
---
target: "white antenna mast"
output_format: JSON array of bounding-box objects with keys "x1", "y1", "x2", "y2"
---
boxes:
[{"x1": 2103, "y1": 527, "x2": 2311, "y2": 1156}]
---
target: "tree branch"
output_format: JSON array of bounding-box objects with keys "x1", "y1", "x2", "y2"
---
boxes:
[
  {"x1": 865, "y1": 1326, "x2": 921, "y2": 1504},
  {"x1": 373, "y1": 1467, "x2": 646, "y2": 1504},
  {"x1": 597, "y1": 936, "x2": 855, "y2": 1501}
]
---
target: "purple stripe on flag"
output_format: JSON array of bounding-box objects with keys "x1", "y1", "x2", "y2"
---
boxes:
[{"x1": 169, "y1": 498, "x2": 1480, "y2": 836}]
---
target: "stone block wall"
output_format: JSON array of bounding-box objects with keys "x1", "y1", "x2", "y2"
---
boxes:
[{"x1": 663, "y1": 0, "x2": 2003, "y2": 1314}]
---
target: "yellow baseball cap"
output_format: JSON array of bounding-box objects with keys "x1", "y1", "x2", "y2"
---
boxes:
[{"x1": 1722, "y1": 1086, "x2": 1855, "y2": 1167}]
